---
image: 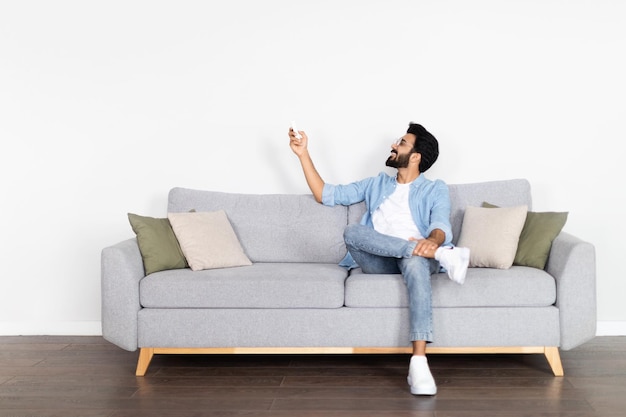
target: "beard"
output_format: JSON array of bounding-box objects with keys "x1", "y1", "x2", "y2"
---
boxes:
[{"x1": 385, "y1": 151, "x2": 411, "y2": 169}]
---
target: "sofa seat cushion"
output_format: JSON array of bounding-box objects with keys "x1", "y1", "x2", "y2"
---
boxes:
[
  {"x1": 345, "y1": 266, "x2": 556, "y2": 308},
  {"x1": 140, "y1": 262, "x2": 348, "y2": 309}
]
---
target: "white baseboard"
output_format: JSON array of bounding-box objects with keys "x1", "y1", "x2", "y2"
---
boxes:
[
  {"x1": 0, "y1": 321, "x2": 624, "y2": 337},
  {"x1": 596, "y1": 321, "x2": 626, "y2": 336},
  {"x1": 0, "y1": 321, "x2": 102, "y2": 336}
]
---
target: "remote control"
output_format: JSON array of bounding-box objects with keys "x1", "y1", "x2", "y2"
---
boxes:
[{"x1": 291, "y1": 121, "x2": 302, "y2": 140}]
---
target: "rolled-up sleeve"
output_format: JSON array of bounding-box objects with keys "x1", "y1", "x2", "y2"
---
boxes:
[
  {"x1": 322, "y1": 178, "x2": 372, "y2": 207},
  {"x1": 321, "y1": 183, "x2": 337, "y2": 206}
]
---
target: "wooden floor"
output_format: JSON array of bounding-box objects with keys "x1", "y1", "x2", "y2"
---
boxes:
[{"x1": 1, "y1": 336, "x2": 625, "y2": 417}]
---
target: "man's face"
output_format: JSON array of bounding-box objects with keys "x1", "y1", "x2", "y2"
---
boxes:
[{"x1": 386, "y1": 133, "x2": 417, "y2": 168}]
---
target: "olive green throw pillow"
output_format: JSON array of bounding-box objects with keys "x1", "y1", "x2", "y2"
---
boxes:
[
  {"x1": 482, "y1": 202, "x2": 568, "y2": 269},
  {"x1": 127, "y1": 213, "x2": 188, "y2": 275}
]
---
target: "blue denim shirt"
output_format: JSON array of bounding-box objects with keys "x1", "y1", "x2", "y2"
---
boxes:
[{"x1": 322, "y1": 172, "x2": 453, "y2": 269}]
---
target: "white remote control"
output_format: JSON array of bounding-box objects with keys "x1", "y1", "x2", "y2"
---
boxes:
[{"x1": 291, "y1": 121, "x2": 302, "y2": 140}]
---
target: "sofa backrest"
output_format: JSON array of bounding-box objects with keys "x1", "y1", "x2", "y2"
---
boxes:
[
  {"x1": 168, "y1": 178, "x2": 532, "y2": 262},
  {"x1": 168, "y1": 188, "x2": 349, "y2": 264}
]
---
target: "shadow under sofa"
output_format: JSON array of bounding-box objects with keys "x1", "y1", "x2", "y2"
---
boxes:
[{"x1": 101, "y1": 178, "x2": 596, "y2": 376}]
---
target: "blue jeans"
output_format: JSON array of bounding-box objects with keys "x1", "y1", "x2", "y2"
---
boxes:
[{"x1": 343, "y1": 224, "x2": 438, "y2": 342}]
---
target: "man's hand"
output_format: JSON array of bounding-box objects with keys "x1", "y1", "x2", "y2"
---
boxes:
[
  {"x1": 409, "y1": 237, "x2": 439, "y2": 259},
  {"x1": 289, "y1": 127, "x2": 308, "y2": 157},
  {"x1": 410, "y1": 229, "x2": 445, "y2": 258}
]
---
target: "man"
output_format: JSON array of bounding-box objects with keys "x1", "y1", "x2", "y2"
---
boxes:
[{"x1": 289, "y1": 122, "x2": 469, "y2": 395}]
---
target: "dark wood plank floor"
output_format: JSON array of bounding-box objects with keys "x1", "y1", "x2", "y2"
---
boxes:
[{"x1": 1, "y1": 336, "x2": 625, "y2": 417}]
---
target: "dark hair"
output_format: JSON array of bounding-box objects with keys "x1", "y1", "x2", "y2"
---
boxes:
[{"x1": 407, "y1": 122, "x2": 439, "y2": 172}]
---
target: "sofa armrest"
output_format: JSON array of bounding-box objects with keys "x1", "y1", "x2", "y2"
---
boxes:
[
  {"x1": 101, "y1": 238, "x2": 144, "y2": 351},
  {"x1": 545, "y1": 231, "x2": 597, "y2": 350}
]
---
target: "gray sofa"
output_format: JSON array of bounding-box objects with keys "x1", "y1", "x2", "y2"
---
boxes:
[{"x1": 101, "y1": 179, "x2": 596, "y2": 376}]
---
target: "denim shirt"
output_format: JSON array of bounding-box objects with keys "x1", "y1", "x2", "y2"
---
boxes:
[{"x1": 322, "y1": 172, "x2": 453, "y2": 269}]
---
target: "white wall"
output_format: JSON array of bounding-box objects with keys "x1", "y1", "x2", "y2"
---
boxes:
[{"x1": 1, "y1": 0, "x2": 625, "y2": 335}]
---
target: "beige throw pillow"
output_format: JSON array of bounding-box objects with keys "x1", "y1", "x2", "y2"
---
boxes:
[
  {"x1": 168, "y1": 210, "x2": 252, "y2": 271},
  {"x1": 457, "y1": 205, "x2": 528, "y2": 269}
]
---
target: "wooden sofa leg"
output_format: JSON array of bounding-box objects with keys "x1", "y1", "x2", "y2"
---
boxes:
[
  {"x1": 136, "y1": 348, "x2": 154, "y2": 376},
  {"x1": 544, "y1": 346, "x2": 564, "y2": 376}
]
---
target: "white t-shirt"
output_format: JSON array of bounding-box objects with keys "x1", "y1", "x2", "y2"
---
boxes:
[{"x1": 372, "y1": 183, "x2": 424, "y2": 240}]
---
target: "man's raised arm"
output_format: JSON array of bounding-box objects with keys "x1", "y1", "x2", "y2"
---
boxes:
[{"x1": 289, "y1": 127, "x2": 324, "y2": 203}]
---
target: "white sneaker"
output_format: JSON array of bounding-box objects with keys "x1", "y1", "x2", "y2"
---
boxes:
[
  {"x1": 437, "y1": 247, "x2": 470, "y2": 285},
  {"x1": 407, "y1": 355, "x2": 437, "y2": 396}
]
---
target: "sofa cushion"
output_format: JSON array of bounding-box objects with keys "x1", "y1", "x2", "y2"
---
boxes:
[
  {"x1": 515, "y1": 211, "x2": 568, "y2": 269},
  {"x1": 168, "y1": 188, "x2": 349, "y2": 264},
  {"x1": 457, "y1": 205, "x2": 528, "y2": 269},
  {"x1": 168, "y1": 210, "x2": 252, "y2": 271},
  {"x1": 345, "y1": 266, "x2": 556, "y2": 308},
  {"x1": 127, "y1": 213, "x2": 188, "y2": 275},
  {"x1": 140, "y1": 263, "x2": 348, "y2": 309}
]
